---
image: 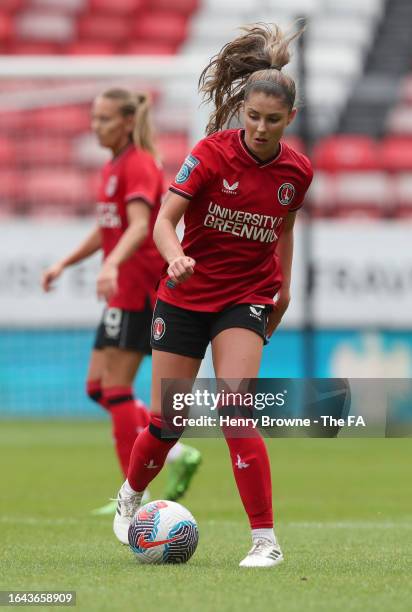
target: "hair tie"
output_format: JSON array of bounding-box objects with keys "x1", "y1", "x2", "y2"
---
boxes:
[{"x1": 270, "y1": 64, "x2": 281, "y2": 70}]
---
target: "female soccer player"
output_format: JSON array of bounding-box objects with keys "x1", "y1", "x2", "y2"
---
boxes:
[
  {"x1": 42, "y1": 88, "x2": 201, "y2": 511},
  {"x1": 114, "y1": 23, "x2": 313, "y2": 567}
]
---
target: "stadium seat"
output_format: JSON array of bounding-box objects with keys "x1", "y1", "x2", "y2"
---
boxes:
[
  {"x1": 0, "y1": 13, "x2": 13, "y2": 42},
  {"x1": 15, "y1": 12, "x2": 75, "y2": 42},
  {"x1": 150, "y1": 0, "x2": 199, "y2": 13},
  {"x1": 334, "y1": 171, "x2": 391, "y2": 217},
  {"x1": 133, "y1": 12, "x2": 188, "y2": 47},
  {"x1": 399, "y1": 76, "x2": 412, "y2": 105},
  {"x1": 15, "y1": 138, "x2": 73, "y2": 166},
  {"x1": 23, "y1": 169, "x2": 90, "y2": 214},
  {"x1": 88, "y1": 0, "x2": 145, "y2": 15},
  {"x1": 305, "y1": 171, "x2": 336, "y2": 217},
  {"x1": 157, "y1": 133, "x2": 189, "y2": 171},
  {"x1": 77, "y1": 14, "x2": 130, "y2": 43},
  {"x1": 6, "y1": 41, "x2": 60, "y2": 54},
  {"x1": 312, "y1": 135, "x2": 379, "y2": 171},
  {"x1": 379, "y1": 138, "x2": 412, "y2": 172},
  {"x1": 28, "y1": 106, "x2": 90, "y2": 135},
  {"x1": 0, "y1": 0, "x2": 24, "y2": 12},
  {"x1": 65, "y1": 40, "x2": 117, "y2": 55},
  {"x1": 0, "y1": 170, "x2": 23, "y2": 204},
  {"x1": 0, "y1": 136, "x2": 15, "y2": 166}
]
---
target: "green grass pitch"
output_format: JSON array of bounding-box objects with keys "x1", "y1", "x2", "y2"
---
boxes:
[{"x1": 0, "y1": 421, "x2": 411, "y2": 612}]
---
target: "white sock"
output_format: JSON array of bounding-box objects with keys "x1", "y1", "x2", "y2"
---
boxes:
[
  {"x1": 122, "y1": 479, "x2": 140, "y2": 496},
  {"x1": 252, "y1": 528, "x2": 277, "y2": 545},
  {"x1": 165, "y1": 442, "x2": 186, "y2": 463}
]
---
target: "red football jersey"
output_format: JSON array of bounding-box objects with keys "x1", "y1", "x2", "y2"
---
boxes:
[
  {"x1": 157, "y1": 129, "x2": 313, "y2": 311},
  {"x1": 97, "y1": 143, "x2": 164, "y2": 310}
]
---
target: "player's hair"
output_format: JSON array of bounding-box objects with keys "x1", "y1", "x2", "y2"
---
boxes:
[
  {"x1": 199, "y1": 22, "x2": 304, "y2": 135},
  {"x1": 101, "y1": 88, "x2": 157, "y2": 156}
]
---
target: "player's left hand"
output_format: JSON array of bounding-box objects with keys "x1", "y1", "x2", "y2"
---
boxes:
[
  {"x1": 266, "y1": 290, "x2": 291, "y2": 338},
  {"x1": 97, "y1": 261, "x2": 118, "y2": 302}
]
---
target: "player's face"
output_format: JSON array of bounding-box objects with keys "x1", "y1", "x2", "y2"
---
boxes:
[
  {"x1": 91, "y1": 96, "x2": 134, "y2": 154},
  {"x1": 242, "y1": 92, "x2": 296, "y2": 160}
]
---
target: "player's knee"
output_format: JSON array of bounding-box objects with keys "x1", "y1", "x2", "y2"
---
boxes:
[{"x1": 86, "y1": 379, "x2": 105, "y2": 408}]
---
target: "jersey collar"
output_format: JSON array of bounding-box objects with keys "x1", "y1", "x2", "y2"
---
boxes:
[
  {"x1": 110, "y1": 142, "x2": 134, "y2": 166},
  {"x1": 237, "y1": 129, "x2": 283, "y2": 168}
]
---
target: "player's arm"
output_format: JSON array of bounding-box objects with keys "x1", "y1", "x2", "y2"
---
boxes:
[
  {"x1": 97, "y1": 199, "x2": 150, "y2": 301},
  {"x1": 266, "y1": 211, "x2": 296, "y2": 337},
  {"x1": 153, "y1": 190, "x2": 195, "y2": 285},
  {"x1": 41, "y1": 225, "x2": 102, "y2": 292}
]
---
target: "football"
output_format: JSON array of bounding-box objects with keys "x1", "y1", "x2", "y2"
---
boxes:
[{"x1": 128, "y1": 500, "x2": 199, "y2": 564}]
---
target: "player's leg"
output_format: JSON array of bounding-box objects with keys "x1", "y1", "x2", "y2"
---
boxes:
[
  {"x1": 86, "y1": 349, "x2": 107, "y2": 410},
  {"x1": 211, "y1": 318, "x2": 283, "y2": 567},
  {"x1": 102, "y1": 346, "x2": 148, "y2": 476},
  {"x1": 114, "y1": 349, "x2": 202, "y2": 543}
]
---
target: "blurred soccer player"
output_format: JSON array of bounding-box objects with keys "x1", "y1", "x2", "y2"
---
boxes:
[
  {"x1": 41, "y1": 88, "x2": 201, "y2": 512},
  {"x1": 113, "y1": 23, "x2": 314, "y2": 567}
]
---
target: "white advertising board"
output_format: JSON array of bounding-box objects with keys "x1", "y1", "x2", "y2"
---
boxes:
[{"x1": 1, "y1": 220, "x2": 411, "y2": 328}]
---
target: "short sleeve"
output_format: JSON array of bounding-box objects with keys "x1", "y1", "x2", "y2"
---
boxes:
[
  {"x1": 289, "y1": 163, "x2": 314, "y2": 212},
  {"x1": 124, "y1": 153, "x2": 161, "y2": 208},
  {"x1": 169, "y1": 138, "x2": 213, "y2": 200}
]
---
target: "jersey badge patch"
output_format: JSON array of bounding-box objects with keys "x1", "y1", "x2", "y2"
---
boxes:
[
  {"x1": 175, "y1": 154, "x2": 200, "y2": 184},
  {"x1": 277, "y1": 182, "x2": 296, "y2": 206}
]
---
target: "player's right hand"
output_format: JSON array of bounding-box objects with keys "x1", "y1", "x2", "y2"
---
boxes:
[
  {"x1": 167, "y1": 256, "x2": 196, "y2": 285},
  {"x1": 41, "y1": 262, "x2": 64, "y2": 292}
]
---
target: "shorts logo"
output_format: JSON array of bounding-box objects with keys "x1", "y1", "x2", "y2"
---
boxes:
[
  {"x1": 175, "y1": 154, "x2": 200, "y2": 184},
  {"x1": 250, "y1": 305, "x2": 264, "y2": 320},
  {"x1": 105, "y1": 175, "x2": 118, "y2": 197},
  {"x1": 152, "y1": 317, "x2": 166, "y2": 341},
  {"x1": 277, "y1": 182, "x2": 296, "y2": 206},
  {"x1": 222, "y1": 178, "x2": 239, "y2": 195}
]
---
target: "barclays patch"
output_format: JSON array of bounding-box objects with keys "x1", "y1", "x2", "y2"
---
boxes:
[{"x1": 175, "y1": 154, "x2": 200, "y2": 184}]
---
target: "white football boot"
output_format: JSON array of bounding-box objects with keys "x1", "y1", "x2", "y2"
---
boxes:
[
  {"x1": 113, "y1": 485, "x2": 144, "y2": 544},
  {"x1": 239, "y1": 538, "x2": 284, "y2": 568}
]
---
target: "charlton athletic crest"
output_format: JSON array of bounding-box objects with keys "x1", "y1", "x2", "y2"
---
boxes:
[
  {"x1": 152, "y1": 317, "x2": 166, "y2": 341},
  {"x1": 105, "y1": 175, "x2": 118, "y2": 198},
  {"x1": 277, "y1": 182, "x2": 296, "y2": 206}
]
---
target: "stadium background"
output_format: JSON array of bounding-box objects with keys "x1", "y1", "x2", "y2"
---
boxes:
[{"x1": 1, "y1": 0, "x2": 412, "y2": 417}]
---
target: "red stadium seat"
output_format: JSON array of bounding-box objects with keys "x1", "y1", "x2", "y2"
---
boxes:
[
  {"x1": 0, "y1": 170, "x2": 22, "y2": 203},
  {"x1": 133, "y1": 12, "x2": 188, "y2": 46},
  {"x1": 0, "y1": 110, "x2": 27, "y2": 134},
  {"x1": 28, "y1": 106, "x2": 90, "y2": 135},
  {"x1": 23, "y1": 169, "x2": 91, "y2": 214},
  {"x1": 65, "y1": 40, "x2": 117, "y2": 55},
  {"x1": 157, "y1": 133, "x2": 189, "y2": 170},
  {"x1": 0, "y1": 13, "x2": 14, "y2": 42},
  {"x1": 0, "y1": 0, "x2": 24, "y2": 13},
  {"x1": 77, "y1": 14, "x2": 131, "y2": 43},
  {"x1": 305, "y1": 171, "x2": 336, "y2": 217},
  {"x1": 312, "y1": 135, "x2": 379, "y2": 171},
  {"x1": 15, "y1": 138, "x2": 73, "y2": 166},
  {"x1": 149, "y1": 0, "x2": 199, "y2": 14},
  {"x1": 7, "y1": 41, "x2": 60, "y2": 54},
  {"x1": 282, "y1": 136, "x2": 306, "y2": 154},
  {"x1": 0, "y1": 136, "x2": 15, "y2": 166},
  {"x1": 334, "y1": 171, "x2": 391, "y2": 218},
  {"x1": 88, "y1": 0, "x2": 145, "y2": 15},
  {"x1": 379, "y1": 138, "x2": 412, "y2": 172}
]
